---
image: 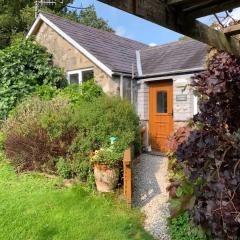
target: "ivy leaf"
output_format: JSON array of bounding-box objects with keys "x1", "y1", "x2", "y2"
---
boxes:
[{"x1": 176, "y1": 186, "x2": 183, "y2": 198}]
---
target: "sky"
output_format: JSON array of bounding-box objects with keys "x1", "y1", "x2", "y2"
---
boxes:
[{"x1": 72, "y1": 1, "x2": 240, "y2": 46}]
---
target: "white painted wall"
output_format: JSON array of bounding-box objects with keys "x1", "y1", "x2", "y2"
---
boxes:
[
  {"x1": 135, "y1": 73, "x2": 197, "y2": 122},
  {"x1": 135, "y1": 80, "x2": 149, "y2": 121},
  {"x1": 173, "y1": 74, "x2": 195, "y2": 121}
]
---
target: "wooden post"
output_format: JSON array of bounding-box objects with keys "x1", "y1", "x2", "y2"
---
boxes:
[{"x1": 123, "y1": 146, "x2": 132, "y2": 206}]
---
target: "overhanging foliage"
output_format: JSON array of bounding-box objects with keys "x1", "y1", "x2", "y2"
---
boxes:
[{"x1": 176, "y1": 50, "x2": 240, "y2": 239}]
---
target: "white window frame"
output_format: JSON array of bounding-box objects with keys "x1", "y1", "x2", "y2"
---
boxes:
[{"x1": 67, "y1": 68, "x2": 94, "y2": 85}]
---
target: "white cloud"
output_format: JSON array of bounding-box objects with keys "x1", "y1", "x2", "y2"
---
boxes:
[
  {"x1": 222, "y1": 8, "x2": 240, "y2": 25},
  {"x1": 115, "y1": 26, "x2": 135, "y2": 40},
  {"x1": 149, "y1": 43, "x2": 157, "y2": 47},
  {"x1": 230, "y1": 7, "x2": 240, "y2": 20},
  {"x1": 115, "y1": 26, "x2": 127, "y2": 37}
]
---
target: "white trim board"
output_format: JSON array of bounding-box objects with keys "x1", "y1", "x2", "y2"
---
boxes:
[
  {"x1": 67, "y1": 68, "x2": 93, "y2": 84},
  {"x1": 140, "y1": 67, "x2": 204, "y2": 80},
  {"x1": 27, "y1": 13, "x2": 113, "y2": 77}
]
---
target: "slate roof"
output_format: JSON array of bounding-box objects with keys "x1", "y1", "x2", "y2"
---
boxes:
[
  {"x1": 36, "y1": 13, "x2": 206, "y2": 77},
  {"x1": 139, "y1": 40, "x2": 207, "y2": 76},
  {"x1": 41, "y1": 13, "x2": 147, "y2": 74}
]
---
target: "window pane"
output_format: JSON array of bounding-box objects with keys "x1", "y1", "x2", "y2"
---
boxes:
[
  {"x1": 69, "y1": 73, "x2": 79, "y2": 84},
  {"x1": 82, "y1": 70, "x2": 94, "y2": 82},
  {"x1": 157, "y1": 91, "x2": 167, "y2": 113}
]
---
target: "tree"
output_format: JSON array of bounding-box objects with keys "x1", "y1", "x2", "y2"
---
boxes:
[
  {"x1": 62, "y1": 5, "x2": 114, "y2": 32},
  {"x1": 0, "y1": 0, "x2": 73, "y2": 49},
  {"x1": 0, "y1": 2, "x2": 114, "y2": 49},
  {"x1": 178, "y1": 35, "x2": 191, "y2": 41}
]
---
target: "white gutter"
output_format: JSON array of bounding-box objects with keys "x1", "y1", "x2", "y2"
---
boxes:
[{"x1": 27, "y1": 13, "x2": 113, "y2": 77}]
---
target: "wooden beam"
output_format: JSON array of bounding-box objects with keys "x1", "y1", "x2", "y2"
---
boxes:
[
  {"x1": 167, "y1": 0, "x2": 204, "y2": 5},
  {"x1": 224, "y1": 24, "x2": 240, "y2": 36},
  {"x1": 98, "y1": 0, "x2": 240, "y2": 56},
  {"x1": 185, "y1": 0, "x2": 240, "y2": 18}
]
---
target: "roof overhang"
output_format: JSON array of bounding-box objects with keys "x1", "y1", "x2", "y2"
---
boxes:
[
  {"x1": 136, "y1": 67, "x2": 204, "y2": 81},
  {"x1": 98, "y1": 0, "x2": 240, "y2": 57},
  {"x1": 27, "y1": 13, "x2": 113, "y2": 77}
]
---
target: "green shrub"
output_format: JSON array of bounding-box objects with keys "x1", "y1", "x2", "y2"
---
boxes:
[
  {"x1": 0, "y1": 40, "x2": 67, "y2": 120},
  {"x1": 0, "y1": 132, "x2": 5, "y2": 151},
  {"x1": 34, "y1": 85, "x2": 59, "y2": 100},
  {"x1": 71, "y1": 96, "x2": 139, "y2": 151},
  {"x1": 35, "y1": 81, "x2": 103, "y2": 104},
  {"x1": 80, "y1": 80, "x2": 103, "y2": 101},
  {"x1": 58, "y1": 81, "x2": 103, "y2": 103},
  {"x1": 56, "y1": 157, "x2": 72, "y2": 179},
  {"x1": 2, "y1": 90, "x2": 139, "y2": 181},
  {"x1": 168, "y1": 212, "x2": 210, "y2": 240},
  {"x1": 71, "y1": 155, "x2": 91, "y2": 181},
  {"x1": 3, "y1": 97, "x2": 70, "y2": 137},
  {"x1": 2, "y1": 97, "x2": 72, "y2": 173},
  {"x1": 167, "y1": 155, "x2": 195, "y2": 216},
  {"x1": 167, "y1": 128, "x2": 195, "y2": 216}
]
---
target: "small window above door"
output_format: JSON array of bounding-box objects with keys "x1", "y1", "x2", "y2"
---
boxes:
[
  {"x1": 156, "y1": 91, "x2": 167, "y2": 113},
  {"x1": 67, "y1": 68, "x2": 94, "y2": 85}
]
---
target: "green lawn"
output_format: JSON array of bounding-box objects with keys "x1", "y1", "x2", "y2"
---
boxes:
[{"x1": 0, "y1": 156, "x2": 153, "y2": 240}]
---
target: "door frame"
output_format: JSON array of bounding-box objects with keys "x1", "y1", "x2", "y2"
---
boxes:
[{"x1": 148, "y1": 80, "x2": 174, "y2": 152}]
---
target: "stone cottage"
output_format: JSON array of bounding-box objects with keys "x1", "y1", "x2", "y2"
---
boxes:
[{"x1": 28, "y1": 12, "x2": 207, "y2": 152}]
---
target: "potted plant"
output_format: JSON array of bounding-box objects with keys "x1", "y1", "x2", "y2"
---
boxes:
[{"x1": 91, "y1": 144, "x2": 122, "y2": 192}]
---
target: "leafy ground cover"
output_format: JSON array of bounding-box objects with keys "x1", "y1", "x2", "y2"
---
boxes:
[
  {"x1": 0, "y1": 154, "x2": 153, "y2": 240},
  {"x1": 168, "y1": 211, "x2": 209, "y2": 240}
]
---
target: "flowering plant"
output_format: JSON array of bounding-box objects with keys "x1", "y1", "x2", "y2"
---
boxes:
[{"x1": 90, "y1": 145, "x2": 123, "y2": 167}]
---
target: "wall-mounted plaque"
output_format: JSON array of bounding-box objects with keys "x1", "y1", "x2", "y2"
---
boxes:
[{"x1": 176, "y1": 94, "x2": 187, "y2": 101}]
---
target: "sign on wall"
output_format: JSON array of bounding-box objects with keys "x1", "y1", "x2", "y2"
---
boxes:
[{"x1": 176, "y1": 94, "x2": 187, "y2": 101}]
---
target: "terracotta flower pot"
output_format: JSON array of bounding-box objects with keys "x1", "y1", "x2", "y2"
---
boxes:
[{"x1": 94, "y1": 163, "x2": 119, "y2": 192}]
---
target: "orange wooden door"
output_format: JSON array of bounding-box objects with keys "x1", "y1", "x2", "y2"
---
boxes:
[{"x1": 149, "y1": 81, "x2": 173, "y2": 152}]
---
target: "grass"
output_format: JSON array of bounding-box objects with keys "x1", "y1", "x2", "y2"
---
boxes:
[{"x1": 0, "y1": 154, "x2": 153, "y2": 240}]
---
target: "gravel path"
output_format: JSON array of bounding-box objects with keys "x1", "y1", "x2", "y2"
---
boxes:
[{"x1": 133, "y1": 153, "x2": 170, "y2": 240}]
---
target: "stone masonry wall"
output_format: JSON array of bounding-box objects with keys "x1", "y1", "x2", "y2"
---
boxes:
[{"x1": 35, "y1": 22, "x2": 120, "y2": 95}]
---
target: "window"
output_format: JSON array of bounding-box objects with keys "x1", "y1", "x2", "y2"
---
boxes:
[
  {"x1": 82, "y1": 70, "x2": 94, "y2": 82},
  {"x1": 157, "y1": 91, "x2": 167, "y2": 113},
  {"x1": 67, "y1": 69, "x2": 94, "y2": 85},
  {"x1": 69, "y1": 73, "x2": 79, "y2": 85}
]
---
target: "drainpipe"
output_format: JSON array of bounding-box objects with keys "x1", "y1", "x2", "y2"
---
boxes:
[
  {"x1": 136, "y1": 50, "x2": 143, "y2": 77},
  {"x1": 131, "y1": 64, "x2": 135, "y2": 104},
  {"x1": 120, "y1": 74, "x2": 123, "y2": 99},
  {"x1": 146, "y1": 122, "x2": 151, "y2": 152}
]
